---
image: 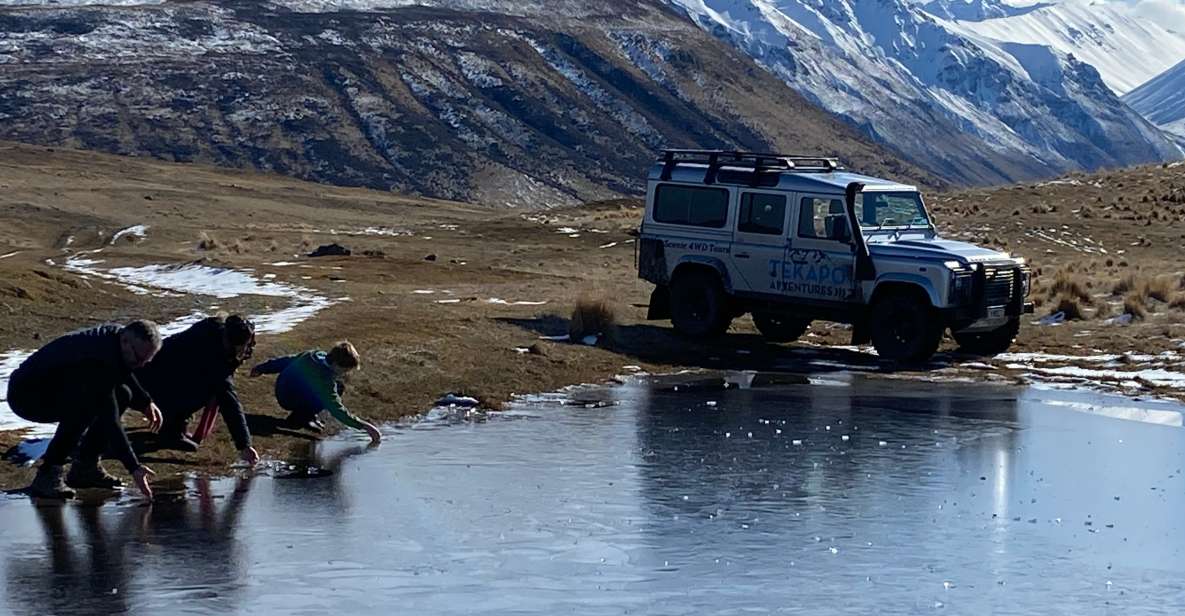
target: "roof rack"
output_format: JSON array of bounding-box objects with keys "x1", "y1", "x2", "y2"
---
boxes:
[{"x1": 658, "y1": 149, "x2": 842, "y2": 184}]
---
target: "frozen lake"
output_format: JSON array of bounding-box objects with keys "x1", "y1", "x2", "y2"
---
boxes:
[{"x1": 2, "y1": 374, "x2": 1184, "y2": 614}]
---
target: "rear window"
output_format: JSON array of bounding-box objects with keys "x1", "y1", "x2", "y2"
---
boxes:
[{"x1": 653, "y1": 184, "x2": 729, "y2": 228}]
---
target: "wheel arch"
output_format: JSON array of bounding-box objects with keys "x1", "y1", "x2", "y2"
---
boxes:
[
  {"x1": 672, "y1": 257, "x2": 733, "y2": 293},
  {"x1": 869, "y1": 275, "x2": 941, "y2": 308}
]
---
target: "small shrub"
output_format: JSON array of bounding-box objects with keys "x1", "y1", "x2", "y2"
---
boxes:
[
  {"x1": 1124, "y1": 294, "x2": 1147, "y2": 320},
  {"x1": 1051, "y1": 295, "x2": 1085, "y2": 321},
  {"x1": 1170, "y1": 293, "x2": 1185, "y2": 311},
  {"x1": 1049, "y1": 270, "x2": 1092, "y2": 305},
  {"x1": 197, "y1": 232, "x2": 219, "y2": 251},
  {"x1": 1111, "y1": 273, "x2": 1141, "y2": 296},
  {"x1": 1093, "y1": 301, "x2": 1113, "y2": 320},
  {"x1": 569, "y1": 297, "x2": 617, "y2": 344},
  {"x1": 1146, "y1": 276, "x2": 1175, "y2": 303}
]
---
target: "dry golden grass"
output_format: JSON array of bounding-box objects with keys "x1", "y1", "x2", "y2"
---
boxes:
[
  {"x1": 1124, "y1": 294, "x2": 1148, "y2": 320},
  {"x1": 569, "y1": 296, "x2": 618, "y2": 344},
  {"x1": 1112, "y1": 273, "x2": 1141, "y2": 296},
  {"x1": 1048, "y1": 270, "x2": 1092, "y2": 305},
  {"x1": 1051, "y1": 295, "x2": 1085, "y2": 320},
  {"x1": 197, "y1": 231, "x2": 219, "y2": 251},
  {"x1": 1146, "y1": 275, "x2": 1175, "y2": 303}
]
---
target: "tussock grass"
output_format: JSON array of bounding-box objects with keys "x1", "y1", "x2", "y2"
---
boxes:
[
  {"x1": 1048, "y1": 270, "x2": 1092, "y2": 305},
  {"x1": 1170, "y1": 293, "x2": 1185, "y2": 311},
  {"x1": 1124, "y1": 294, "x2": 1148, "y2": 320},
  {"x1": 1146, "y1": 276, "x2": 1175, "y2": 303},
  {"x1": 197, "y1": 232, "x2": 219, "y2": 251},
  {"x1": 1112, "y1": 273, "x2": 1141, "y2": 296},
  {"x1": 1051, "y1": 295, "x2": 1085, "y2": 320},
  {"x1": 569, "y1": 296, "x2": 617, "y2": 344}
]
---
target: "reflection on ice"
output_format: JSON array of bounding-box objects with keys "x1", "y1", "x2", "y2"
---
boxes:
[{"x1": 2, "y1": 376, "x2": 1185, "y2": 614}]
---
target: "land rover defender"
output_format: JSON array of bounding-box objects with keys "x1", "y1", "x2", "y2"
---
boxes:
[{"x1": 637, "y1": 150, "x2": 1033, "y2": 362}]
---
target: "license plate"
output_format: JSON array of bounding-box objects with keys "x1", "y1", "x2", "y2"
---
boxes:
[{"x1": 987, "y1": 307, "x2": 1006, "y2": 319}]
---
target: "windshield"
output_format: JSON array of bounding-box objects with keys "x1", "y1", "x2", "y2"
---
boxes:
[{"x1": 855, "y1": 191, "x2": 930, "y2": 229}]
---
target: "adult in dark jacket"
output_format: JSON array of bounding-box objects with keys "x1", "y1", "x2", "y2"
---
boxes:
[
  {"x1": 6, "y1": 321, "x2": 164, "y2": 499},
  {"x1": 136, "y1": 315, "x2": 260, "y2": 465}
]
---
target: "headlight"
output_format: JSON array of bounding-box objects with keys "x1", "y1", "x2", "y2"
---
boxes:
[{"x1": 1020, "y1": 270, "x2": 1031, "y2": 297}]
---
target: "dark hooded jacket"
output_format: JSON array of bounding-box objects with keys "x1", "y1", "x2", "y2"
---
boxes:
[
  {"x1": 7, "y1": 324, "x2": 152, "y2": 472},
  {"x1": 136, "y1": 317, "x2": 251, "y2": 450}
]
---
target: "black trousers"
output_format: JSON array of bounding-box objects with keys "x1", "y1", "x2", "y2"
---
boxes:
[
  {"x1": 283, "y1": 382, "x2": 345, "y2": 423},
  {"x1": 8, "y1": 376, "x2": 133, "y2": 466}
]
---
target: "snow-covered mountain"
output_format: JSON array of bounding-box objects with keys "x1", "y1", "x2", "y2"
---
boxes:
[
  {"x1": 922, "y1": 0, "x2": 1048, "y2": 21},
  {"x1": 1124, "y1": 58, "x2": 1185, "y2": 138},
  {"x1": 670, "y1": 0, "x2": 1182, "y2": 185},
  {"x1": 953, "y1": 0, "x2": 1185, "y2": 95},
  {"x1": 0, "y1": 0, "x2": 935, "y2": 207}
]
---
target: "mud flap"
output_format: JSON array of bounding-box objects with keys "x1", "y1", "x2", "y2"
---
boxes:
[
  {"x1": 851, "y1": 318, "x2": 871, "y2": 345},
  {"x1": 647, "y1": 286, "x2": 671, "y2": 320}
]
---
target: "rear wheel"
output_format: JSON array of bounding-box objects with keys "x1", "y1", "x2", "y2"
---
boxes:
[
  {"x1": 670, "y1": 269, "x2": 732, "y2": 338},
  {"x1": 953, "y1": 318, "x2": 1019, "y2": 356},
  {"x1": 869, "y1": 291, "x2": 944, "y2": 362},
  {"x1": 752, "y1": 312, "x2": 810, "y2": 343}
]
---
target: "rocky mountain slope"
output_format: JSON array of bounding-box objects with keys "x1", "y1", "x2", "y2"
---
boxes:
[
  {"x1": 1124, "y1": 57, "x2": 1185, "y2": 139},
  {"x1": 952, "y1": 0, "x2": 1185, "y2": 95},
  {"x1": 0, "y1": 0, "x2": 934, "y2": 208},
  {"x1": 670, "y1": 0, "x2": 1183, "y2": 186}
]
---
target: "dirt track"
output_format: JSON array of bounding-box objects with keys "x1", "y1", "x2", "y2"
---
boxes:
[{"x1": 2, "y1": 142, "x2": 1184, "y2": 491}]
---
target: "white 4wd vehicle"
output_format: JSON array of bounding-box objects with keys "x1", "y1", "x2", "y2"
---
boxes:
[{"x1": 638, "y1": 150, "x2": 1033, "y2": 362}]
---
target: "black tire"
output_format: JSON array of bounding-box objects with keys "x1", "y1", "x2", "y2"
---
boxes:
[
  {"x1": 953, "y1": 318, "x2": 1020, "y2": 356},
  {"x1": 869, "y1": 290, "x2": 944, "y2": 362},
  {"x1": 752, "y1": 312, "x2": 810, "y2": 343},
  {"x1": 670, "y1": 269, "x2": 732, "y2": 339}
]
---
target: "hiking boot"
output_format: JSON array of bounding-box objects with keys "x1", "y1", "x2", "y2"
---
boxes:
[
  {"x1": 160, "y1": 434, "x2": 200, "y2": 453},
  {"x1": 66, "y1": 462, "x2": 124, "y2": 490},
  {"x1": 28, "y1": 464, "x2": 76, "y2": 499}
]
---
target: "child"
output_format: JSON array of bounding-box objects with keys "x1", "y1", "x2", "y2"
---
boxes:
[{"x1": 250, "y1": 341, "x2": 382, "y2": 444}]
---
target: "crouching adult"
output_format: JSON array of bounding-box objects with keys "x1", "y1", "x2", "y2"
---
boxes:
[
  {"x1": 136, "y1": 314, "x2": 260, "y2": 465},
  {"x1": 6, "y1": 321, "x2": 164, "y2": 499}
]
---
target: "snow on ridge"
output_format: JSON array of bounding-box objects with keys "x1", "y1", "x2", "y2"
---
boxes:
[
  {"x1": 670, "y1": 0, "x2": 1182, "y2": 177},
  {"x1": 955, "y1": 0, "x2": 1185, "y2": 95},
  {"x1": 1124, "y1": 56, "x2": 1185, "y2": 138}
]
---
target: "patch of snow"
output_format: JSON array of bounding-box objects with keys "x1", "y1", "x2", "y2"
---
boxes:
[
  {"x1": 110, "y1": 224, "x2": 148, "y2": 245},
  {"x1": 0, "y1": 251, "x2": 21, "y2": 260},
  {"x1": 996, "y1": 352, "x2": 1120, "y2": 364},
  {"x1": 486, "y1": 298, "x2": 548, "y2": 306},
  {"x1": 1019, "y1": 364, "x2": 1185, "y2": 388},
  {"x1": 359, "y1": 226, "x2": 414, "y2": 237},
  {"x1": 63, "y1": 257, "x2": 334, "y2": 334}
]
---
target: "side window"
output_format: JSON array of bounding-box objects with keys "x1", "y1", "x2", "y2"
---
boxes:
[
  {"x1": 653, "y1": 184, "x2": 729, "y2": 228},
  {"x1": 738, "y1": 193, "x2": 787, "y2": 235},
  {"x1": 798, "y1": 197, "x2": 851, "y2": 242}
]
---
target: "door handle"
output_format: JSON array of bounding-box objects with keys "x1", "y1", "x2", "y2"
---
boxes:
[{"x1": 735, "y1": 252, "x2": 751, "y2": 259}]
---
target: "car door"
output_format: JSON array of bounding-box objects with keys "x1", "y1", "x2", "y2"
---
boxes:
[
  {"x1": 731, "y1": 190, "x2": 790, "y2": 293},
  {"x1": 776, "y1": 194, "x2": 860, "y2": 303}
]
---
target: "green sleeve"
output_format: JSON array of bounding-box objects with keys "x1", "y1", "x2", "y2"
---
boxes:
[{"x1": 323, "y1": 389, "x2": 368, "y2": 430}]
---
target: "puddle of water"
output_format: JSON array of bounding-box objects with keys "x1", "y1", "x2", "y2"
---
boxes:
[{"x1": 1, "y1": 376, "x2": 1184, "y2": 614}]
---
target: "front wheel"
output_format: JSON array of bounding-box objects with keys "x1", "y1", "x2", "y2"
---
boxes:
[
  {"x1": 953, "y1": 318, "x2": 1019, "y2": 356},
  {"x1": 752, "y1": 312, "x2": 810, "y2": 343},
  {"x1": 670, "y1": 269, "x2": 732, "y2": 339},
  {"x1": 869, "y1": 291, "x2": 944, "y2": 362}
]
